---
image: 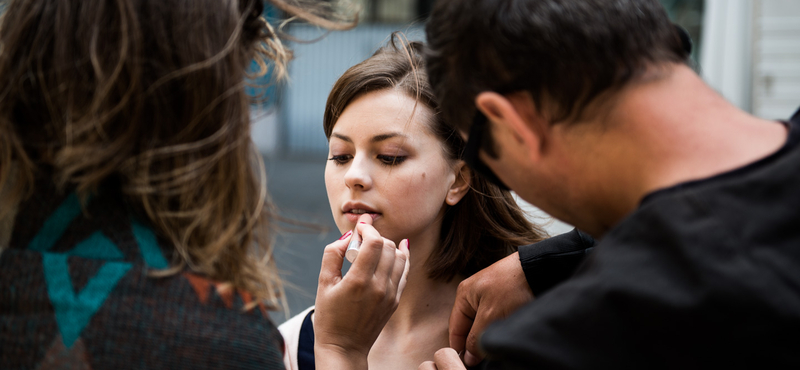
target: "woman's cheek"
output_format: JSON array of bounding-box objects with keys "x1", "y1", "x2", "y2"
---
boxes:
[{"x1": 324, "y1": 172, "x2": 347, "y2": 234}]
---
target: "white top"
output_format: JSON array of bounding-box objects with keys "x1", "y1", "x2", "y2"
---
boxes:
[{"x1": 278, "y1": 306, "x2": 315, "y2": 370}]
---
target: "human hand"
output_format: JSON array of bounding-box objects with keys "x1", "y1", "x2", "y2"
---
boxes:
[
  {"x1": 449, "y1": 251, "x2": 533, "y2": 366},
  {"x1": 314, "y1": 213, "x2": 410, "y2": 369},
  {"x1": 418, "y1": 348, "x2": 466, "y2": 370}
]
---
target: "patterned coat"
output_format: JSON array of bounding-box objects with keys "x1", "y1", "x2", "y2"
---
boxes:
[{"x1": 1, "y1": 182, "x2": 285, "y2": 369}]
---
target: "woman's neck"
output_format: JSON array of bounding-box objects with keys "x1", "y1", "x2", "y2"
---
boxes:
[
  {"x1": 367, "y1": 226, "x2": 463, "y2": 369},
  {"x1": 384, "y1": 261, "x2": 461, "y2": 334}
]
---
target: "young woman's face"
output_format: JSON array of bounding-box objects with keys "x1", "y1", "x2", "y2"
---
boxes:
[{"x1": 325, "y1": 89, "x2": 458, "y2": 243}]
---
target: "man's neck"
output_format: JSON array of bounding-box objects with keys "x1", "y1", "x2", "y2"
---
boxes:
[{"x1": 579, "y1": 64, "x2": 788, "y2": 235}]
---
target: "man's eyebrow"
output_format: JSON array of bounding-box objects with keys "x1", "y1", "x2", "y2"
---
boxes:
[{"x1": 330, "y1": 132, "x2": 407, "y2": 143}]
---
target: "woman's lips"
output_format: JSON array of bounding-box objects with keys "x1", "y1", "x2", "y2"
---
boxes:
[{"x1": 344, "y1": 212, "x2": 381, "y2": 223}]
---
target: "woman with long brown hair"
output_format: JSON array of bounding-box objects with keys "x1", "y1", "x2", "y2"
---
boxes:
[
  {"x1": 279, "y1": 35, "x2": 549, "y2": 369},
  {"x1": 0, "y1": 0, "x2": 350, "y2": 368}
]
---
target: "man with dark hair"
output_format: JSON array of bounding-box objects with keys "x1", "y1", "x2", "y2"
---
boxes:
[{"x1": 419, "y1": 0, "x2": 800, "y2": 368}]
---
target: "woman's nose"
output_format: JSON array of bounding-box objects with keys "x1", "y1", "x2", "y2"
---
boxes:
[{"x1": 344, "y1": 156, "x2": 373, "y2": 190}]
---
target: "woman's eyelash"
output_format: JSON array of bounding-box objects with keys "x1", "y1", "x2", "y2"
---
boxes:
[
  {"x1": 328, "y1": 154, "x2": 407, "y2": 166},
  {"x1": 328, "y1": 155, "x2": 352, "y2": 165},
  {"x1": 377, "y1": 155, "x2": 407, "y2": 166}
]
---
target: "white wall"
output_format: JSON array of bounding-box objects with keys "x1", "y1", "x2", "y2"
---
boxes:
[
  {"x1": 513, "y1": 193, "x2": 575, "y2": 237},
  {"x1": 701, "y1": 0, "x2": 800, "y2": 120},
  {"x1": 251, "y1": 107, "x2": 280, "y2": 156},
  {"x1": 700, "y1": 0, "x2": 754, "y2": 112},
  {"x1": 282, "y1": 24, "x2": 426, "y2": 155},
  {"x1": 751, "y1": 0, "x2": 800, "y2": 120}
]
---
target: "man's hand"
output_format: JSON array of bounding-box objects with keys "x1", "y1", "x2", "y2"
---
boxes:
[
  {"x1": 449, "y1": 251, "x2": 533, "y2": 366},
  {"x1": 418, "y1": 348, "x2": 466, "y2": 370}
]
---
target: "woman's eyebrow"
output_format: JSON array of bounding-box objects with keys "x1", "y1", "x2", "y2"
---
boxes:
[
  {"x1": 370, "y1": 132, "x2": 407, "y2": 143},
  {"x1": 331, "y1": 133, "x2": 352, "y2": 142},
  {"x1": 330, "y1": 132, "x2": 407, "y2": 143}
]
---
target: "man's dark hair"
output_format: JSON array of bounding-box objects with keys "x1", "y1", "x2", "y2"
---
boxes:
[{"x1": 424, "y1": 0, "x2": 690, "y2": 131}]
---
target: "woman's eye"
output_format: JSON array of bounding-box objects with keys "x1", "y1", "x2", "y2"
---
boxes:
[
  {"x1": 377, "y1": 155, "x2": 407, "y2": 166},
  {"x1": 328, "y1": 154, "x2": 352, "y2": 165}
]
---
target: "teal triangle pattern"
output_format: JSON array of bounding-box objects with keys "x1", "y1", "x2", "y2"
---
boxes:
[
  {"x1": 69, "y1": 232, "x2": 125, "y2": 261},
  {"x1": 42, "y1": 253, "x2": 131, "y2": 348},
  {"x1": 27, "y1": 193, "x2": 132, "y2": 349},
  {"x1": 131, "y1": 220, "x2": 168, "y2": 269}
]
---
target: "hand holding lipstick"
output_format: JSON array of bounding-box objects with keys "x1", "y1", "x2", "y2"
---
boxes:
[{"x1": 314, "y1": 213, "x2": 410, "y2": 370}]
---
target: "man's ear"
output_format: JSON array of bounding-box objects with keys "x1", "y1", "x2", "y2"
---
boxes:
[
  {"x1": 446, "y1": 161, "x2": 471, "y2": 206},
  {"x1": 475, "y1": 91, "x2": 548, "y2": 162}
]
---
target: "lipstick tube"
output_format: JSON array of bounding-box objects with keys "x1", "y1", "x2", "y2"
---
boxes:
[{"x1": 345, "y1": 226, "x2": 361, "y2": 262}]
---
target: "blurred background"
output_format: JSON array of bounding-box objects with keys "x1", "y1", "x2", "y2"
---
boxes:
[{"x1": 257, "y1": 0, "x2": 800, "y2": 323}]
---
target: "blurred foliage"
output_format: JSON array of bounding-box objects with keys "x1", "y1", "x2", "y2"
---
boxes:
[{"x1": 660, "y1": 0, "x2": 705, "y2": 65}]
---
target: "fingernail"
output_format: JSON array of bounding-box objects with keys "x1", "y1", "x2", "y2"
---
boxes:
[
  {"x1": 464, "y1": 351, "x2": 479, "y2": 367},
  {"x1": 406, "y1": 239, "x2": 411, "y2": 251},
  {"x1": 358, "y1": 221, "x2": 366, "y2": 224},
  {"x1": 338, "y1": 230, "x2": 352, "y2": 240}
]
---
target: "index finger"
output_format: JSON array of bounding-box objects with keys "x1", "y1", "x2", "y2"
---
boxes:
[
  {"x1": 349, "y1": 213, "x2": 384, "y2": 276},
  {"x1": 448, "y1": 289, "x2": 477, "y2": 354},
  {"x1": 318, "y1": 239, "x2": 349, "y2": 287},
  {"x1": 357, "y1": 212, "x2": 373, "y2": 225}
]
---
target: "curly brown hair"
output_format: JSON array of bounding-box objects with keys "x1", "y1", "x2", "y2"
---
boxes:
[{"x1": 0, "y1": 0, "x2": 354, "y2": 309}]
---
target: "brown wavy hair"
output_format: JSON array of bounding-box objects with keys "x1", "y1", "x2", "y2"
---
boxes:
[
  {"x1": 0, "y1": 0, "x2": 354, "y2": 309},
  {"x1": 323, "y1": 34, "x2": 548, "y2": 281}
]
